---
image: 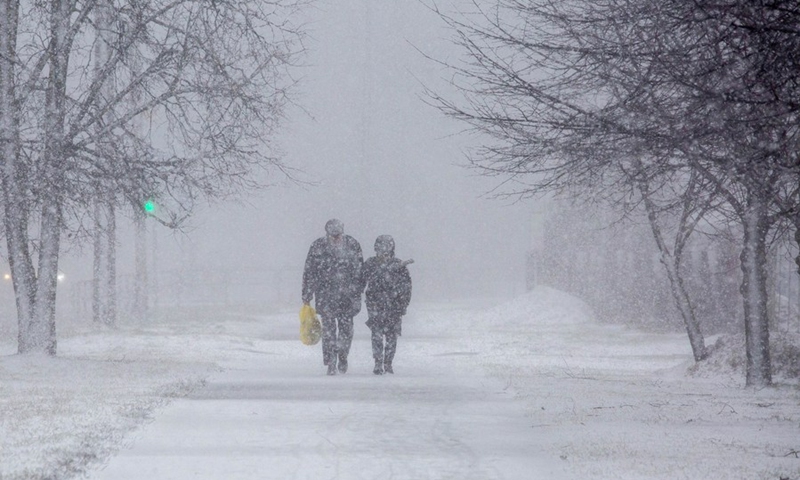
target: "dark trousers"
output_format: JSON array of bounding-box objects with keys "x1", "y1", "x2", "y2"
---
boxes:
[
  {"x1": 321, "y1": 315, "x2": 353, "y2": 366},
  {"x1": 371, "y1": 327, "x2": 398, "y2": 366}
]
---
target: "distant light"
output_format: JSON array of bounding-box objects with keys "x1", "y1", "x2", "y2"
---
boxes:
[
  {"x1": 3, "y1": 273, "x2": 10, "y2": 281},
  {"x1": 143, "y1": 199, "x2": 155, "y2": 213},
  {"x1": 57, "y1": 273, "x2": 65, "y2": 282}
]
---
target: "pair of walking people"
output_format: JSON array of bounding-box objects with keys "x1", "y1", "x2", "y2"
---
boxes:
[{"x1": 302, "y1": 219, "x2": 412, "y2": 376}]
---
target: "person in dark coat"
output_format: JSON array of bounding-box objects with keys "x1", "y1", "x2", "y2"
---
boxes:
[
  {"x1": 302, "y1": 219, "x2": 364, "y2": 375},
  {"x1": 362, "y1": 235, "x2": 412, "y2": 375}
]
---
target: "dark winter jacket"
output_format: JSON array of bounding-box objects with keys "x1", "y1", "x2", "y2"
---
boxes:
[
  {"x1": 302, "y1": 234, "x2": 364, "y2": 318},
  {"x1": 362, "y1": 255, "x2": 412, "y2": 332}
]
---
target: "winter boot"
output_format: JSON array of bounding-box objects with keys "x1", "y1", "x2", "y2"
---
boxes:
[
  {"x1": 384, "y1": 362, "x2": 393, "y2": 374},
  {"x1": 327, "y1": 357, "x2": 337, "y2": 376},
  {"x1": 338, "y1": 357, "x2": 348, "y2": 374},
  {"x1": 373, "y1": 359, "x2": 383, "y2": 375}
]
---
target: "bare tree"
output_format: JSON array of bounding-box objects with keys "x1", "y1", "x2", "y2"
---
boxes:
[
  {"x1": 632, "y1": 165, "x2": 718, "y2": 361},
  {"x1": 1, "y1": 0, "x2": 306, "y2": 355},
  {"x1": 431, "y1": 0, "x2": 799, "y2": 386},
  {"x1": 428, "y1": 0, "x2": 714, "y2": 362},
  {"x1": 625, "y1": 0, "x2": 800, "y2": 386}
]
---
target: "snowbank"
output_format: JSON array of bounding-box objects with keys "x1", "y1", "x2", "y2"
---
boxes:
[
  {"x1": 0, "y1": 354, "x2": 210, "y2": 479},
  {"x1": 689, "y1": 331, "x2": 800, "y2": 386},
  {"x1": 462, "y1": 288, "x2": 800, "y2": 480}
]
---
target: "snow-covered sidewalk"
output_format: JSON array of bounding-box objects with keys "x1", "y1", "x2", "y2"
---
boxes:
[
  {"x1": 89, "y1": 339, "x2": 562, "y2": 479},
  {"x1": 3, "y1": 287, "x2": 800, "y2": 479}
]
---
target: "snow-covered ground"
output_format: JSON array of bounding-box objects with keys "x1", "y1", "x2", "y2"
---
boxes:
[{"x1": 1, "y1": 287, "x2": 799, "y2": 479}]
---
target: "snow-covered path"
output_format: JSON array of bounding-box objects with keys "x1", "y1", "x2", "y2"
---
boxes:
[
  {"x1": 5, "y1": 287, "x2": 799, "y2": 479},
  {"x1": 89, "y1": 306, "x2": 563, "y2": 480}
]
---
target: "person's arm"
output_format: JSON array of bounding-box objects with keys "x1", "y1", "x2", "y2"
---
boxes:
[
  {"x1": 352, "y1": 238, "x2": 366, "y2": 294},
  {"x1": 360, "y1": 258, "x2": 369, "y2": 293},
  {"x1": 397, "y1": 265, "x2": 412, "y2": 315},
  {"x1": 357, "y1": 241, "x2": 365, "y2": 287}
]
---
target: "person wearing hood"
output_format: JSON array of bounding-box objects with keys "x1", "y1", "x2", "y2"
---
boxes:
[
  {"x1": 362, "y1": 235, "x2": 413, "y2": 375},
  {"x1": 302, "y1": 219, "x2": 364, "y2": 375}
]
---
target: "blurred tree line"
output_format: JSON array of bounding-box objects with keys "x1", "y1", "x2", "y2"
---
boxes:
[{"x1": 535, "y1": 201, "x2": 798, "y2": 336}]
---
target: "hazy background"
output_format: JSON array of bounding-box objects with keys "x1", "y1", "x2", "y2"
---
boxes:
[
  {"x1": 2, "y1": 0, "x2": 797, "y2": 342},
  {"x1": 38, "y1": 0, "x2": 534, "y2": 315}
]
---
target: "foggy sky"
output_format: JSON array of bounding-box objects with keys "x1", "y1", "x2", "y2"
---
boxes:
[{"x1": 59, "y1": 0, "x2": 534, "y2": 303}]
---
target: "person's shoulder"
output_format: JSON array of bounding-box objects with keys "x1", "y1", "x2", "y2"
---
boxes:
[
  {"x1": 392, "y1": 258, "x2": 411, "y2": 274},
  {"x1": 310, "y1": 237, "x2": 327, "y2": 249},
  {"x1": 344, "y1": 235, "x2": 362, "y2": 248}
]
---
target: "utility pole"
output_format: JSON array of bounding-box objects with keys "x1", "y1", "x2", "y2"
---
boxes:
[{"x1": 133, "y1": 212, "x2": 148, "y2": 321}]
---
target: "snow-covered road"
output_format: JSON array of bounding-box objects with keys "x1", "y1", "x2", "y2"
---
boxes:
[{"x1": 89, "y1": 305, "x2": 564, "y2": 479}]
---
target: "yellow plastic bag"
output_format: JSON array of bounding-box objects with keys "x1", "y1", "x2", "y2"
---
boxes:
[{"x1": 299, "y1": 304, "x2": 322, "y2": 346}]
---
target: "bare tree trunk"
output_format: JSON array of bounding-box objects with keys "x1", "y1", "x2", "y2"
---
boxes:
[
  {"x1": 641, "y1": 194, "x2": 708, "y2": 361},
  {"x1": 636, "y1": 171, "x2": 707, "y2": 361},
  {"x1": 19, "y1": 0, "x2": 72, "y2": 355},
  {"x1": 3, "y1": 178, "x2": 37, "y2": 352},
  {"x1": 5, "y1": 200, "x2": 36, "y2": 353},
  {"x1": 32, "y1": 199, "x2": 60, "y2": 355},
  {"x1": 1, "y1": 0, "x2": 39, "y2": 354},
  {"x1": 6, "y1": 210, "x2": 36, "y2": 352},
  {"x1": 92, "y1": 200, "x2": 103, "y2": 324},
  {"x1": 105, "y1": 203, "x2": 116, "y2": 326},
  {"x1": 740, "y1": 191, "x2": 772, "y2": 387}
]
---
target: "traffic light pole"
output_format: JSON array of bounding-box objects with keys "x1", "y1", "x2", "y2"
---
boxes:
[{"x1": 133, "y1": 212, "x2": 148, "y2": 322}]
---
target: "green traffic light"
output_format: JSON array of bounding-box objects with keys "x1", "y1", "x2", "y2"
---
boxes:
[{"x1": 143, "y1": 200, "x2": 155, "y2": 213}]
